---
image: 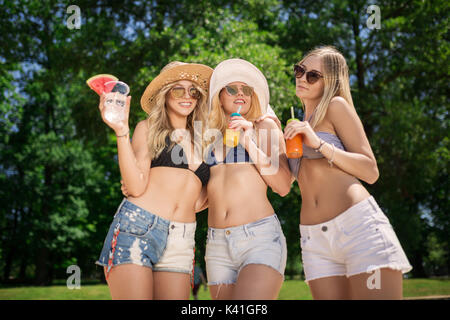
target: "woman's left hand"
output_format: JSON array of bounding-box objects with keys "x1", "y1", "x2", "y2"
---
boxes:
[
  {"x1": 284, "y1": 120, "x2": 321, "y2": 149},
  {"x1": 229, "y1": 115, "x2": 254, "y2": 132}
]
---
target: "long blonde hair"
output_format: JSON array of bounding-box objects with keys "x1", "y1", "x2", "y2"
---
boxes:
[
  {"x1": 146, "y1": 62, "x2": 208, "y2": 160},
  {"x1": 298, "y1": 46, "x2": 354, "y2": 128}
]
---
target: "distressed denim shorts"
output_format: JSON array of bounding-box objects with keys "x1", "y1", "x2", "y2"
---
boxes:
[
  {"x1": 300, "y1": 196, "x2": 413, "y2": 283},
  {"x1": 96, "y1": 199, "x2": 196, "y2": 277},
  {"x1": 153, "y1": 220, "x2": 196, "y2": 274},
  {"x1": 205, "y1": 214, "x2": 287, "y2": 286}
]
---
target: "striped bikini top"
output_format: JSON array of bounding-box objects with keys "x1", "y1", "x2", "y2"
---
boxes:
[{"x1": 206, "y1": 143, "x2": 253, "y2": 166}]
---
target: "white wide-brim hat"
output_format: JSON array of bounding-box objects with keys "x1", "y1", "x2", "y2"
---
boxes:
[{"x1": 208, "y1": 59, "x2": 270, "y2": 114}]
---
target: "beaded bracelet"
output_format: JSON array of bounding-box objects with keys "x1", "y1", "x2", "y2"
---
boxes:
[{"x1": 328, "y1": 143, "x2": 335, "y2": 167}]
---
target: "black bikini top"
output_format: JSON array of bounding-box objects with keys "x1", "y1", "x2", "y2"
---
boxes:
[{"x1": 150, "y1": 136, "x2": 210, "y2": 186}]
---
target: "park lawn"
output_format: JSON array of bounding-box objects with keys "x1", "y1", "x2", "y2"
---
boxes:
[
  {"x1": 0, "y1": 278, "x2": 448, "y2": 300},
  {"x1": 403, "y1": 278, "x2": 450, "y2": 298}
]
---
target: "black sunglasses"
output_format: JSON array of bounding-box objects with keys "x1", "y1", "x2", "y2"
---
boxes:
[{"x1": 293, "y1": 64, "x2": 323, "y2": 84}]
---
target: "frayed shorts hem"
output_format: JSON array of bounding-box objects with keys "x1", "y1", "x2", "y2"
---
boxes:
[
  {"x1": 304, "y1": 272, "x2": 346, "y2": 284},
  {"x1": 95, "y1": 261, "x2": 153, "y2": 270},
  {"x1": 95, "y1": 261, "x2": 192, "y2": 274},
  {"x1": 207, "y1": 280, "x2": 236, "y2": 286},
  {"x1": 346, "y1": 263, "x2": 413, "y2": 278},
  {"x1": 153, "y1": 267, "x2": 192, "y2": 274},
  {"x1": 304, "y1": 264, "x2": 413, "y2": 284},
  {"x1": 207, "y1": 262, "x2": 285, "y2": 286}
]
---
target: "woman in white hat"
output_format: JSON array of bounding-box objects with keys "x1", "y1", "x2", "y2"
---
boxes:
[
  {"x1": 203, "y1": 59, "x2": 292, "y2": 299},
  {"x1": 96, "y1": 61, "x2": 213, "y2": 299},
  {"x1": 284, "y1": 46, "x2": 412, "y2": 299}
]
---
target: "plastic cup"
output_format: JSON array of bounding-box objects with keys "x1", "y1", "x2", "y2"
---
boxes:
[
  {"x1": 286, "y1": 118, "x2": 303, "y2": 158},
  {"x1": 103, "y1": 81, "x2": 129, "y2": 123},
  {"x1": 224, "y1": 112, "x2": 241, "y2": 147}
]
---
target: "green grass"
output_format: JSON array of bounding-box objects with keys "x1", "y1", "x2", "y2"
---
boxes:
[
  {"x1": 0, "y1": 279, "x2": 448, "y2": 300},
  {"x1": 403, "y1": 278, "x2": 450, "y2": 298}
]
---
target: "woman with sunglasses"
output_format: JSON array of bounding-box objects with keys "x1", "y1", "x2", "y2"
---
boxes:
[
  {"x1": 203, "y1": 59, "x2": 292, "y2": 300},
  {"x1": 95, "y1": 61, "x2": 213, "y2": 299},
  {"x1": 284, "y1": 46, "x2": 412, "y2": 299}
]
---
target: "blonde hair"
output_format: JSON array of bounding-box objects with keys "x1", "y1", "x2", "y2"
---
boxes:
[
  {"x1": 208, "y1": 87, "x2": 262, "y2": 137},
  {"x1": 298, "y1": 46, "x2": 354, "y2": 128},
  {"x1": 146, "y1": 61, "x2": 208, "y2": 160}
]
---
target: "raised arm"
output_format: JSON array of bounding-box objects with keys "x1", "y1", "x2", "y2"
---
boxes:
[
  {"x1": 319, "y1": 97, "x2": 379, "y2": 184},
  {"x1": 98, "y1": 93, "x2": 151, "y2": 197},
  {"x1": 117, "y1": 120, "x2": 152, "y2": 197}
]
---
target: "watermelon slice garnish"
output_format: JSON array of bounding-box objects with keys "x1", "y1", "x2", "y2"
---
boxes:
[{"x1": 86, "y1": 74, "x2": 118, "y2": 96}]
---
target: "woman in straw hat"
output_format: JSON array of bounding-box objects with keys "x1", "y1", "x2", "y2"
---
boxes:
[
  {"x1": 203, "y1": 58, "x2": 292, "y2": 299},
  {"x1": 283, "y1": 46, "x2": 412, "y2": 299},
  {"x1": 95, "y1": 61, "x2": 213, "y2": 299}
]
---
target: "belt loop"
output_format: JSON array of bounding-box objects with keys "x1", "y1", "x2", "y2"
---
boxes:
[
  {"x1": 368, "y1": 196, "x2": 378, "y2": 213},
  {"x1": 114, "y1": 198, "x2": 127, "y2": 218},
  {"x1": 183, "y1": 224, "x2": 186, "y2": 238},
  {"x1": 243, "y1": 224, "x2": 250, "y2": 238},
  {"x1": 153, "y1": 215, "x2": 158, "y2": 230},
  {"x1": 274, "y1": 214, "x2": 281, "y2": 228},
  {"x1": 208, "y1": 228, "x2": 213, "y2": 240}
]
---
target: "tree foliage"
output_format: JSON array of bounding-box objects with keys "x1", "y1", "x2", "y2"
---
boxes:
[{"x1": 0, "y1": 0, "x2": 448, "y2": 284}]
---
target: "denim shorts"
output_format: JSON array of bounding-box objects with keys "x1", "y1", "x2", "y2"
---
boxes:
[
  {"x1": 153, "y1": 220, "x2": 196, "y2": 274},
  {"x1": 300, "y1": 196, "x2": 413, "y2": 283},
  {"x1": 96, "y1": 199, "x2": 196, "y2": 276},
  {"x1": 205, "y1": 214, "x2": 287, "y2": 286}
]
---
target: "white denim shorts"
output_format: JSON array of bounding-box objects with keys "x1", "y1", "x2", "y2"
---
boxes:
[
  {"x1": 205, "y1": 214, "x2": 287, "y2": 286},
  {"x1": 300, "y1": 196, "x2": 412, "y2": 283},
  {"x1": 153, "y1": 220, "x2": 196, "y2": 274}
]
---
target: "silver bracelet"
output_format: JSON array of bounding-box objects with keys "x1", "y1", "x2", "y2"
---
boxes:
[{"x1": 314, "y1": 139, "x2": 325, "y2": 153}]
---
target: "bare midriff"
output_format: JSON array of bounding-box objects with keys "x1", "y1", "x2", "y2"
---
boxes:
[
  {"x1": 207, "y1": 163, "x2": 274, "y2": 228},
  {"x1": 297, "y1": 157, "x2": 371, "y2": 225},
  {"x1": 127, "y1": 167, "x2": 202, "y2": 223}
]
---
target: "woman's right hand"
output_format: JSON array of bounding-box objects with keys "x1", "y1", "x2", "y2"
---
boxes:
[
  {"x1": 120, "y1": 179, "x2": 129, "y2": 197},
  {"x1": 255, "y1": 114, "x2": 282, "y2": 130},
  {"x1": 284, "y1": 120, "x2": 321, "y2": 149},
  {"x1": 98, "y1": 93, "x2": 131, "y2": 136}
]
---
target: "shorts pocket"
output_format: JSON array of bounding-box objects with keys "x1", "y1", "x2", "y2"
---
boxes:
[
  {"x1": 341, "y1": 213, "x2": 377, "y2": 238},
  {"x1": 117, "y1": 209, "x2": 154, "y2": 237},
  {"x1": 299, "y1": 226, "x2": 311, "y2": 250},
  {"x1": 248, "y1": 220, "x2": 280, "y2": 240}
]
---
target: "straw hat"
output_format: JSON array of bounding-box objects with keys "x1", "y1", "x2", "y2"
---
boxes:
[
  {"x1": 140, "y1": 63, "x2": 213, "y2": 114},
  {"x1": 208, "y1": 59, "x2": 270, "y2": 114}
]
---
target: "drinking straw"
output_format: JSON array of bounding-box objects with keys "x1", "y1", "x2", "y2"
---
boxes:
[
  {"x1": 291, "y1": 106, "x2": 295, "y2": 119},
  {"x1": 237, "y1": 105, "x2": 242, "y2": 114}
]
